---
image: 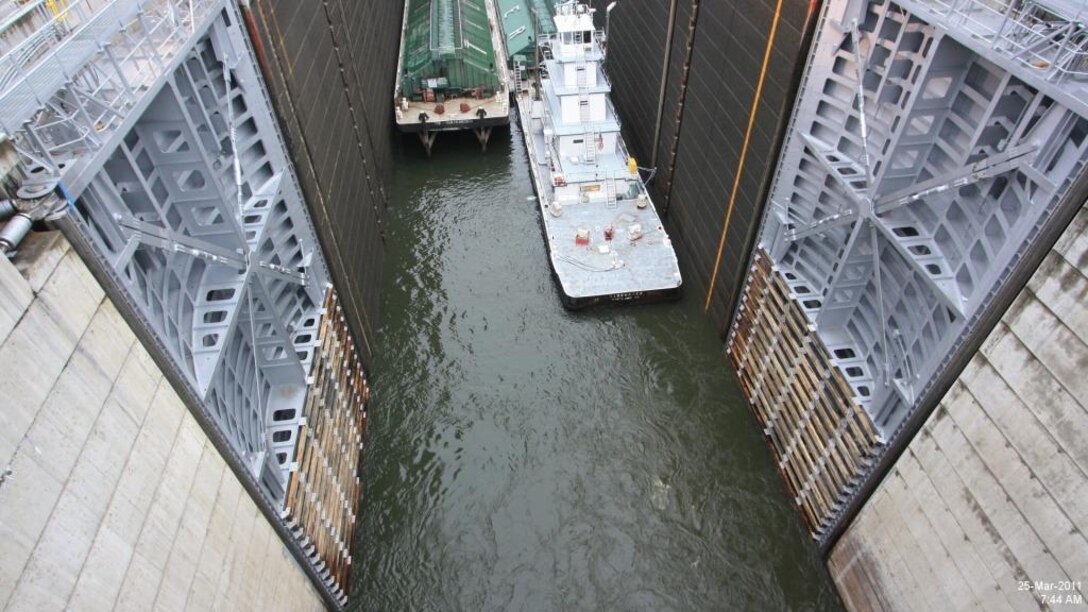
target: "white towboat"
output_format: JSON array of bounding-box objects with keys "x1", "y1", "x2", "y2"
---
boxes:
[{"x1": 513, "y1": 1, "x2": 682, "y2": 308}]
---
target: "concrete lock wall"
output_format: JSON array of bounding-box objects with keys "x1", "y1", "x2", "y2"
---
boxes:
[
  {"x1": 827, "y1": 202, "x2": 1088, "y2": 611},
  {"x1": 0, "y1": 232, "x2": 324, "y2": 611}
]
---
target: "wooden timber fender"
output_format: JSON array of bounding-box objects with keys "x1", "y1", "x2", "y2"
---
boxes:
[
  {"x1": 727, "y1": 249, "x2": 885, "y2": 538},
  {"x1": 283, "y1": 286, "x2": 371, "y2": 601}
]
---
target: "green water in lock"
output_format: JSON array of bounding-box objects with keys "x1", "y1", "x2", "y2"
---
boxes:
[{"x1": 349, "y1": 124, "x2": 841, "y2": 611}]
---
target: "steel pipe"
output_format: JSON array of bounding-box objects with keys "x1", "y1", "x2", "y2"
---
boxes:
[{"x1": 0, "y1": 212, "x2": 33, "y2": 255}]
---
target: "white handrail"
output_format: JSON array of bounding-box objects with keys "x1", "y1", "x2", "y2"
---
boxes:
[{"x1": 910, "y1": 0, "x2": 1088, "y2": 81}]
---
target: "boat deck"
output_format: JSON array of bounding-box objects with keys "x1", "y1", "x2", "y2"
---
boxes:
[
  {"x1": 395, "y1": 94, "x2": 510, "y2": 132},
  {"x1": 394, "y1": 0, "x2": 511, "y2": 133},
  {"x1": 516, "y1": 93, "x2": 682, "y2": 306}
]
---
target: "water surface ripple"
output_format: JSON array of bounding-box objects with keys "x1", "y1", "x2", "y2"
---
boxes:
[{"x1": 351, "y1": 127, "x2": 841, "y2": 611}]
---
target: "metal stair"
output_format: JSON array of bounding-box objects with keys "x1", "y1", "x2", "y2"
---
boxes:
[
  {"x1": 605, "y1": 176, "x2": 616, "y2": 208},
  {"x1": 582, "y1": 130, "x2": 596, "y2": 163},
  {"x1": 513, "y1": 62, "x2": 523, "y2": 94}
]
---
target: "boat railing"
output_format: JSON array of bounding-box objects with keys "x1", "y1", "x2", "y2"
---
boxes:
[
  {"x1": 603, "y1": 95, "x2": 621, "y2": 127},
  {"x1": 538, "y1": 31, "x2": 605, "y2": 62},
  {"x1": 596, "y1": 61, "x2": 612, "y2": 91},
  {"x1": 558, "y1": 166, "x2": 631, "y2": 184}
]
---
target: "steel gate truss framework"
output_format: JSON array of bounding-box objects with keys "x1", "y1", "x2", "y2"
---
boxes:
[
  {"x1": 75, "y1": 11, "x2": 331, "y2": 500},
  {"x1": 0, "y1": 0, "x2": 369, "y2": 603},
  {"x1": 731, "y1": 0, "x2": 1088, "y2": 539},
  {"x1": 0, "y1": 0, "x2": 338, "y2": 501}
]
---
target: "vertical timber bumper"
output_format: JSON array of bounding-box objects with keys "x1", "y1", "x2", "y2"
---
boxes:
[{"x1": 727, "y1": 251, "x2": 885, "y2": 538}]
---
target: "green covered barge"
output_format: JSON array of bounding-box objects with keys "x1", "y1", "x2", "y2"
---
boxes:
[
  {"x1": 394, "y1": 0, "x2": 511, "y2": 154},
  {"x1": 495, "y1": 0, "x2": 557, "y2": 69}
]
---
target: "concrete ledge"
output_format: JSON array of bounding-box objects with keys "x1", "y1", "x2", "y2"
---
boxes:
[{"x1": 0, "y1": 231, "x2": 325, "y2": 611}]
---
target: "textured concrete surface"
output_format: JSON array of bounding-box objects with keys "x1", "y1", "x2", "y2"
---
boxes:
[
  {"x1": 0, "y1": 232, "x2": 324, "y2": 611},
  {"x1": 828, "y1": 204, "x2": 1088, "y2": 611}
]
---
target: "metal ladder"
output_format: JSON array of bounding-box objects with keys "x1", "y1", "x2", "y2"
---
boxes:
[
  {"x1": 582, "y1": 130, "x2": 596, "y2": 163},
  {"x1": 605, "y1": 176, "x2": 617, "y2": 208},
  {"x1": 513, "y1": 62, "x2": 523, "y2": 94}
]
